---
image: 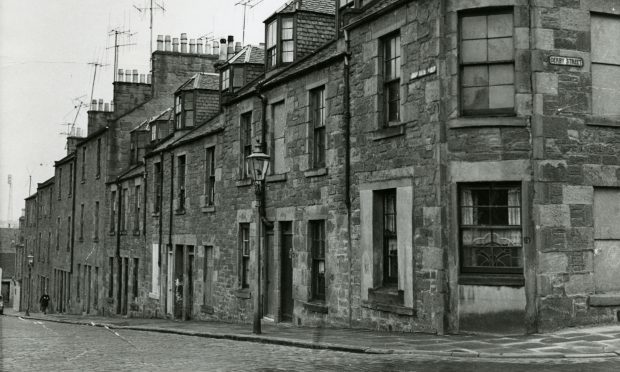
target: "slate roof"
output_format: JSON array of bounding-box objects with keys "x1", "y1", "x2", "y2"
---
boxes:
[
  {"x1": 263, "y1": 40, "x2": 342, "y2": 87},
  {"x1": 176, "y1": 72, "x2": 220, "y2": 92},
  {"x1": 117, "y1": 163, "x2": 145, "y2": 181},
  {"x1": 225, "y1": 45, "x2": 265, "y2": 66},
  {"x1": 271, "y1": 0, "x2": 335, "y2": 18},
  {"x1": 131, "y1": 107, "x2": 172, "y2": 133}
]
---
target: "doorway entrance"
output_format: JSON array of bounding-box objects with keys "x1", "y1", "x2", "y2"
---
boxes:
[{"x1": 280, "y1": 222, "x2": 294, "y2": 322}]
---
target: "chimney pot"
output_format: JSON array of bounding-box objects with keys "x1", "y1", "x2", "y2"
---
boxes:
[
  {"x1": 147, "y1": 74, "x2": 152, "y2": 84},
  {"x1": 228, "y1": 35, "x2": 234, "y2": 43},
  {"x1": 164, "y1": 35, "x2": 172, "y2": 51},
  {"x1": 104, "y1": 103, "x2": 110, "y2": 112},
  {"x1": 210, "y1": 42, "x2": 216, "y2": 55},
  {"x1": 98, "y1": 98, "x2": 104, "y2": 111},
  {"x1": 180, "y1": 33, "x2": 188, "y2": 53},
  {"x1": 189, "y1": 39, "x2": 196, "y2": 53},
  {"x1": 156, "y1": 35, "x2": 164, "y2": 51},
  {"x1": 133, "y1": 69, "x2": 139, "y2": 83},
  {"x1": 219, "y1": 38, "x2": 227, "y2": 61},
  {"x1": 172, "y1": 38, "x2": 179, "y2": 52},
  {"x1": 117, "y1": 69, "x2": 124, "y2": 82},
  {"x1": 91, "y1": 99, "x2": 97, "y2": 110},
  {"x1": 139, "y1": 74, "x2": 145, "y2": 83},
  {"x1": 235, "y1": 42, "x2": 242, "y2": 53},
  {"x1": 197, "y1": 40, "x2": 203, "y2": 54}
]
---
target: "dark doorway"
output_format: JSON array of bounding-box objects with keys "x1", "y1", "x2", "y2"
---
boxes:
[
  {"x1": 87, "y1": 266, "x2": 91, "y2": 314},
  {"x1": 264, "y1": 225, "x2": 275, "y2": 318},
  {"x1": 280, "y1": 222, "x2": 294, "y2": 322},
  {"x1": 174, "y1": 245, "x2": 184, "y2": 319},
  {"x1": 122, "y1": 258, "x2": 128, "y2": 315},
  {"x1": 186, "y1": 246, "x2": 194, "y2": 320}
]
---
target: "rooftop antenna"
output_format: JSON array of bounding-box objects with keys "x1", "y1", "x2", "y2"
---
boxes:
[
  {"x1": 134, "y1": 0, "x2": 166, "y2": 69},
  {"x1": 107, "y1": 28, "x2": 137, "y2": 82},
  {"x1": 60, "y1": 96, "x2": 88, "y2": 139},
  {"x1": 87, "y1": 61, "x2": 109, "y2": 104},
  {"x1": 7, "y1": 174, "x2": 13, "y2": 227},
  {"x1": 235, "y1": 0, "x2": 265, "y2": 46}
]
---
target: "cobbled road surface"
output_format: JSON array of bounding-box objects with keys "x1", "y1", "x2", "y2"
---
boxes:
[{"x1": 1, "y1": 316, "x2": 619, "y2": 371}]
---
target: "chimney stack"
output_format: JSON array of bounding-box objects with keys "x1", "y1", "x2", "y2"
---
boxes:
[
  {"x1": 219, "y1": 38, "x2": 227, "y2": 60},
  {"x1": 227, "y1": 35, "x2": 235, "y2": 59},
  {"x1": 165, "y1": 35, "x2": 172, "y2": 51},
  {"x1": 172, "y1": 37, "x2": 179, "y2": 52},
  {"x1": 180, "y1": 33, "x2": 188, "y2": 53},
  {"x1": 190, "y1": 39, "x2": 196, "y2": 53},
  {"x1": 156, "y1": 35, "x2": 164, "y2": 51}
]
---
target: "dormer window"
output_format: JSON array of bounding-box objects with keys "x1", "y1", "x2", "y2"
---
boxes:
[
  {"x1": 266, "y1": 16, "x2": 295, "y2": 69},
  {"x1": 222, "y1": 69, "x2": 230, "y2": 91},
  {"x1": 150, "y1": 123, "x2": 157, "y2": 142},
  {"x1": 175, "y1": 92, "x2": 195, "y2": 130},
  {"x1": 222, "y1": 67, "x2": 243, "y2": 93}
]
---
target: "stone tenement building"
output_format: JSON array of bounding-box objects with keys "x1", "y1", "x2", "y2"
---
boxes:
[{"x1": 18, "y1": 0, "x2": 620, "y2": 335}]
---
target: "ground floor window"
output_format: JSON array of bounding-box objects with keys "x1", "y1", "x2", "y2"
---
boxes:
[
  {"x1": 240, "y1": 224, "x2": 250, "y2": 289},
  {"x1": 459, "y1": 183, "x2": 522, "y2": 274},
  {"x1": 310, "y1": 220, "x2": 326, "y2": 301}
]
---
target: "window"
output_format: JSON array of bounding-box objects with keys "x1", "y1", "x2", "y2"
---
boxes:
[
  {"x1": 109, "y1": 257, "x2": 114, "y2": 298},
  {"x1": 271, "y1": 101, "x2": 286, "y2": 174},
  {"x1": 203, "y1": 246, "x2": 213, "y2": 305},
  {"x1": 79, "y1": 204, "x2": 84, "y2": 241},
  {"x1": 205, "y1": 147, "x2": 215, "y2": 206},
  {"x1": 81, "y1": 147, "x2": 86, "y2": 181},
  {"x1": 266, "y1": 20, "x2": 277, "y2": 68},
  {"x1": 281, "y1": 17, "x2": 294, "y2": 63},
  {"x1": 240, "y1": 224, "x2": 250, "y2": 289},
  {"x1": 460, "y1": 10, "x2": 515, "y2": 116},
  {"x1": 110, "y1": 191, "x2": 117, "y2": 233},
  {"x1": 310, "y1": 86, "x2": 326, "y2": 168},
  {"x1": 96, "y1": 139, "x2": 101, "y2": 177},
  {"x1": 177, "y1": 155, "x2": 186, "y2": 211},
  {"x1": 68, "y1": 163, "x2": 73, "y2": 195},
  {"x1": 56, "y1": 217, "x2": 60, "y2": 250},
  {"x1": 151, "y1": 244, "x2": 160, "y2": 297},
  {"x1": 94, "y1": 201, "x2": 99, "y2": 240},
  {"x1": 58, "y1": 169, "x2": 62, "y2": 199},
  {"x1": 77, "y1": 264, "x2": 81, "y2": 301},
  {"x1": 174, "y1": 93, "x2": 195, "y2": 130},
  {"x1": 174, "y1": 95, "x2": 182, "y2": 128},
  {"x1": 66, "y1": 216, "x2": 71, "y2": 251},
  {"x1": 459, "y1": 183, "x2": 522, "y2": 274},
  {"x1": 382, "y1": 33, "x2": 401, "y2": 124},
  {"x1": 240, "y1": 112, "x2": 253, "y2": 179},
  {"x1": 591, "y1": 14, "x2": 620, "y2": 118},
  {"x1": 153, "y1": 163, "x2": 162, "y2": 213},
  {"x1": 150, "y1": 124, "x2": 157, "y2": 142},
  {"x1": 382, "y1": 189, "x2": 398, "y2": 284},
  {"x1": 222, "y1": 69, "x2": 230, "y2": 91},
  {"x1": 134, "y1": 185, "x2": 141, "y2": 233},
  {"x1": 232, "y1": 67, "x2": 244, "y2": 89},
  {"x1": 310, "y1": 220, "x2": 326, "y2": 301},
  {"x1": 121, "y1": 188, "x2": 128, "y2": 232},
  {"x1": 47, "y1": 231, "x2": 51, "y2": 262}
]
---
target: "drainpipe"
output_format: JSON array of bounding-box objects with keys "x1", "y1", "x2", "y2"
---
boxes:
[
  {"x1": 158, "y1": 152, "x2": 164, "y2": 297},
  {"x1": 343, "y1": 29, "x2": 353, "y2": 327},
  {"x1": 70, "y1": 158, "x2": 77, "y2": 311},
  {"x1": 168, "y1": 151, "x2": 175, "y2": 317},
  {"x1": 116, "y1": 178, "x2": 122, "y2": 315}
]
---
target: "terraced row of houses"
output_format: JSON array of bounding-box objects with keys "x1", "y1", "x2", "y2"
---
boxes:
[{"x1": 16, "y1": 0, "x2": 620, "y2": 335}]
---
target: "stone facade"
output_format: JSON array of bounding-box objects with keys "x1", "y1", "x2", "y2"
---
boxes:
[{"x1": 19, "y1": 0, "x2": 620, "y2": 335}]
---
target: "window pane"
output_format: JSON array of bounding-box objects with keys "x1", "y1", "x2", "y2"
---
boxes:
[
  {"x1": 488, "y1": 37, "x2": 513, "y2": 61},
  {"x1": 462, "y1": 65, "x2": 489, "y2": 87},
  {"x1": 462, "y1": 86, "x2": 489, "y2": 111},
  {"x1": 184, "y1": 93, "x2": 194, "y2": 109},
  {"x1": 267, "y1": 21, "x2": 277, "y2": 47},
  {"x1": 489, "y1": 85, "x2": 514, "y2": 109},
  {"x1": 591, "y1": 14, "x2": 620, "y2": 64},
  {"x1": 489, "y1": 64, "x2": 514, "y2": 85},
  {"x1": 281, "y1": 18, "x2": 293, "y2": 40},
  {"x1": 488, "y1": 13, "x2": 513, "y2": 38},
  {"x1": 461, "y1": 39, "x2": 488, "y2": 63},
  {"x1": 282, "y1": 41, "x2": 294, "y2": 62},
  {"x1": 462, "y1": 15, "x2": 487, "y2": 40}
]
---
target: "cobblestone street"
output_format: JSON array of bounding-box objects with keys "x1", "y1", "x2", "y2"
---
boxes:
[{"x1": 1, "y1": 316, "x2": 619, "y2": 371}]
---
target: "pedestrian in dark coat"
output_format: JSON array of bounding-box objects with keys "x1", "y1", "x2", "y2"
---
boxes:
[{"x1": 40, "y1": 293, "x2": 50, "y2": 314}]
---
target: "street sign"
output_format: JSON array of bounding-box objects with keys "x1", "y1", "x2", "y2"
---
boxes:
[{"x1": 549, "y1": 55, "x2": 584, "y2": 67}]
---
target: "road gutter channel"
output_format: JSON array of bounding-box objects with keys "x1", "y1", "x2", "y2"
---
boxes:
[{"x1": 6, "y1": 314, "x2": 620, "y2": 359}]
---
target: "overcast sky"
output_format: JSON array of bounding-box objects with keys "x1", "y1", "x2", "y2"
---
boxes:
[{"x1": 0, "y1": 0, "x2": 285, "y2": 226}]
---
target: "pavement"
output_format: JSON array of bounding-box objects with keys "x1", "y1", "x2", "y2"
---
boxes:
[{"x1": 4, "y1": 309, "x2": 620, "y2": 360}]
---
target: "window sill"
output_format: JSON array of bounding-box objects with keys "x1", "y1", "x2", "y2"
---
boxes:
[
  {"x1": 201, "y1": 205, "x2": 216, "y2": 213},
  {"x1": 304, "y1": 168, "x2": 327, "y2": 178},
  {"x1": 302, "y1": 300, "x2": 328, "y2": 314},
  {"x1": 266, "y1": 173, "x2": 287, "y2": 183},
  {"x1": 174, "y1": 209, "x2": 186, "y2": 215},
  {"x1": 236, "y1": 178, "x2": 252, "y2": 187},
  {"x1": 459, "y1": 273, "x2": 524, "y2": 287},
  {"x1": 448, "y1": 117, "x2": 526, "y2": 129},
  {"x1": 589, "y1": 293, "x2": 620, "y2": 307},
  {"x1": 234, "y1": 288, "x2": 251, "y2": 299},
  {"x1": 371, "y1": 124, "x2": 405, "y2": 141},
  {"x1": 200, "y1": 304, "x2": 215, "y2": 314},
  {"x1": 585, "y1": 115, "x2": 620, "y2": 128},
  {"x1": 152, "y1": 212, "x2": 160, "y2": 218}
]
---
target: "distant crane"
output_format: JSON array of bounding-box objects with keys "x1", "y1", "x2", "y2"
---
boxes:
[{"x1": 235, "y1": 0, "x2": 265, "y2": 46}]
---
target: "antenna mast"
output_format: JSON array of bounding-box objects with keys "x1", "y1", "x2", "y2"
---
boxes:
[
  {"x1": 134, "y1": 0, "x2": 166, "y2": 68},
  {"x1": 87, "y1": 61, "x2": 108, "y2": 104},
  {"x1": 7, "y1": 175, "x2": 13, "y2": 227},
  {"x1": 235, "y1": 0, "x2": 264, "y2": 46},
  {"x1": 107, "y1": 28, "x2": 136, "y2": 82}
]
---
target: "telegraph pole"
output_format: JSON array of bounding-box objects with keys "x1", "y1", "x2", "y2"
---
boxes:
[{"x1": 235, "y1": 0, "x2": 264, "y2": 46}]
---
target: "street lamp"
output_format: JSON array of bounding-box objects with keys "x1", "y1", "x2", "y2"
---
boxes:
[
  {"x1": 247, "y1": 141, "x2": 270, "y2": 335},
  {"x1": 25, "y1": 254, "x2": 34, "y2": 316}
]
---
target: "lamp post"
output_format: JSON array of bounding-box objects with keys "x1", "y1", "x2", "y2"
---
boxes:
[
  {"x1": 247, "y1": 141, "x2": 270, "y2": 335},
  {"x1": 25, "y1": 254, "x2": 34, "y2": 316}
]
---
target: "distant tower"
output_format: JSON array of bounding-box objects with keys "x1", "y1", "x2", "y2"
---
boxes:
[{"x1": 7, "y1": 174, "x2": 13, "y2": 227}]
